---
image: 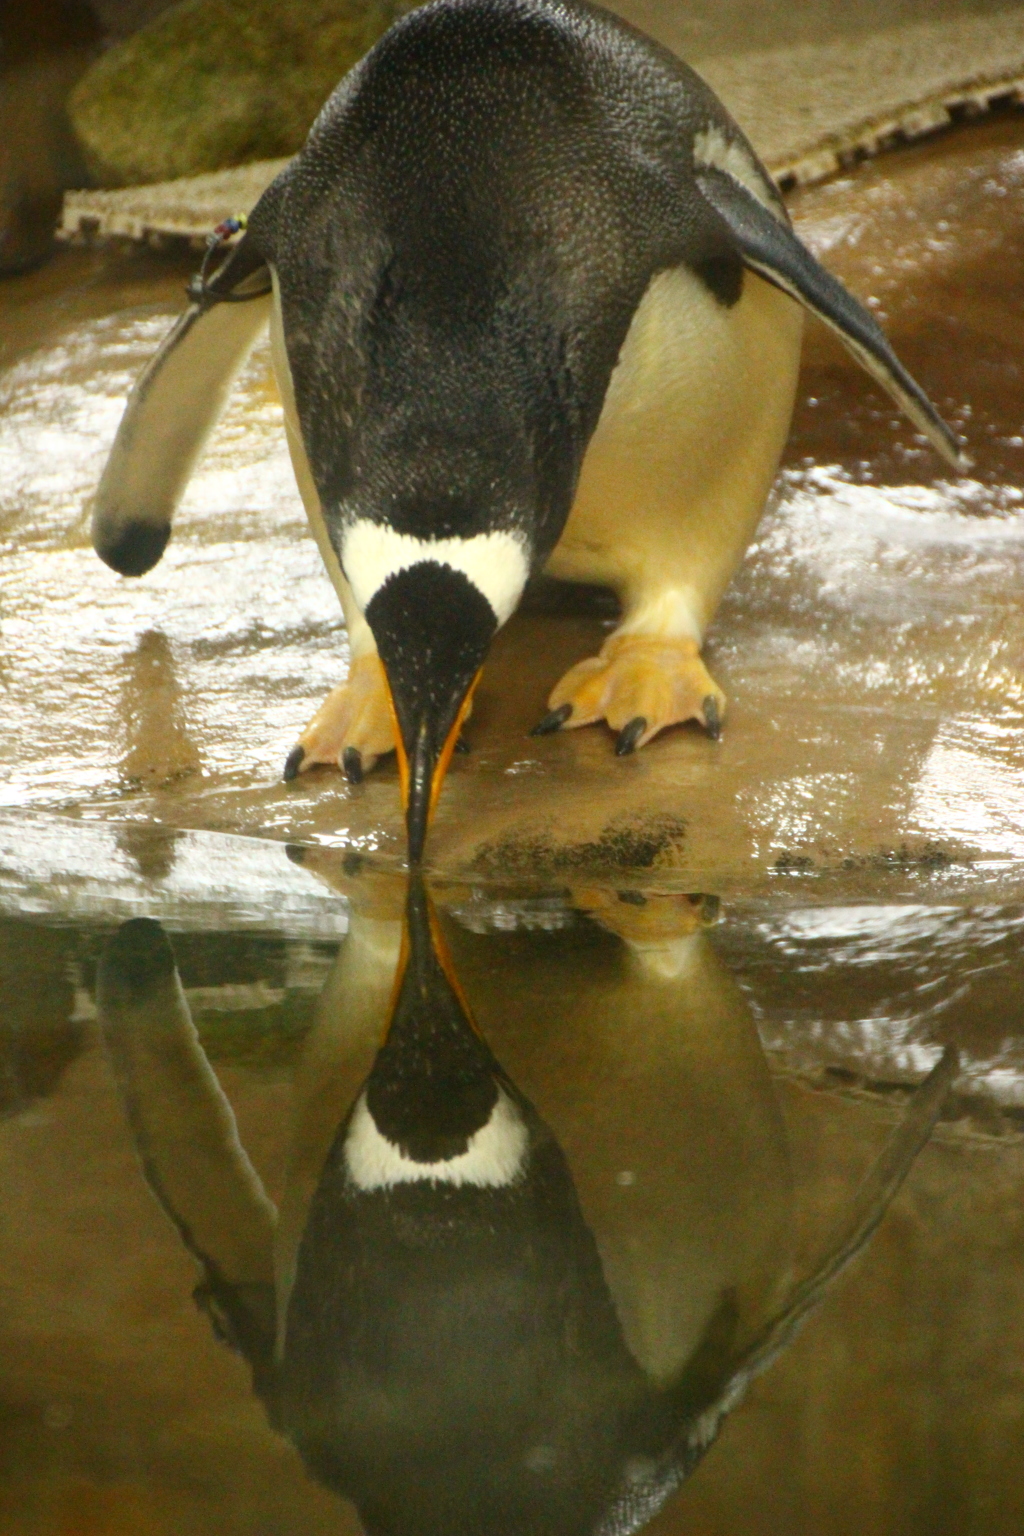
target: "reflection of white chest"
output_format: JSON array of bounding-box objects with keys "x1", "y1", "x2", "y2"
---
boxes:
[{"x1": 344, "y1": 1088, "x2": 529, "y2": 1189}]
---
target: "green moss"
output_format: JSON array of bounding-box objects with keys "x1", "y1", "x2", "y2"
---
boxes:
[{"x1": 68, "y1": 0, "x2": 412, "y2": 186}]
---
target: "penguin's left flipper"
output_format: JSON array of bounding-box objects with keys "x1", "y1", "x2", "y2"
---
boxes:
[
  {"x1": 535, "y1": 633, "x2": 726, "y2": 754},
  {"x1": 92, "y1": 239, "x2": 272, "y2": 577},
  {"x1": 696, "y1": 166, "x2": 967, "y2": 472},
  {"x1": 283, "y1": 652, "x2": 396, "y2": 785}
]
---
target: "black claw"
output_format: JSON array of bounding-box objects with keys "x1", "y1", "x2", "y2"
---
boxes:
[
  {"x1": 703, "y1": 696, "x2": 721, "y2": 741},
  {"x1": 615, "y1": 716, "x2": 646, "y2": 756},
  {"x1": 454, "y1": 733, "x2": 471, "y2": 754},
  {"x1": 283, "y1": 744, "x2": 305, "y2": 782},
  {"x1": 531, "y1": 702, "x2": 572, "y2": 736},
  {"x1": 342, "y1": 746, "x2": 364, "y2": 784}
]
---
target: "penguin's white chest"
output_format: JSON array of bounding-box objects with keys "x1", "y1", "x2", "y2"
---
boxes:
[{"x1": 546, "y1": 263, "x2": 804, "y2": 632}]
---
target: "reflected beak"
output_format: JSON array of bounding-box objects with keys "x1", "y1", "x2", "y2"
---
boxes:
[{"x1": 389, "y1": 872, "x2": 479, "y2": 1034}]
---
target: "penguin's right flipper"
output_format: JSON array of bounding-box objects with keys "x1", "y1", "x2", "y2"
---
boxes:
[
  {"x1": 695, "y1": 166, "x2": 967, "y2": 472},
  {"x1": 92, "y1": 241, "x2": 272, "y2": 576}
]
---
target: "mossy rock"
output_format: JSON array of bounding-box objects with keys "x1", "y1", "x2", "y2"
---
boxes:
[{"x1": 68, "y1": 0, "x2": 411, "y2": 187}]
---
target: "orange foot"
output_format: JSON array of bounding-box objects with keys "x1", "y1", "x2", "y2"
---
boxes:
[
  {"x1": 532, "y1": 633, "x2": 726, "y2": 753},
  {"x1": 283, "y1": 653, "x2": 396, "y2": 785}
]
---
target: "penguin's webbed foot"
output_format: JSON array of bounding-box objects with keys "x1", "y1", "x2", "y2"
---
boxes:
[
  {"x1": 535, "y1": 634, "x2": 726, "y2": 752},
  {"x1": 283, "y1": 653, "x2": 396, "y2": 783}
]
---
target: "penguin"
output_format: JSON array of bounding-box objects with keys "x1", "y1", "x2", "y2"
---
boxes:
[
  {"x1": 91, "y1": 0, "x2": 966, "y2": 862},
  {"x1": 96, "y1": 872, "x2": 955, "y2": 1536}
]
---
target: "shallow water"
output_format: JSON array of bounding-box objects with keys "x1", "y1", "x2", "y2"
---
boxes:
[
  {"x1": 1, "y1": 840, "x2": 1022, "y2": 1535},
  {"x1": 2, "y1": 114, "x2": 1024, "y2": 1533}
]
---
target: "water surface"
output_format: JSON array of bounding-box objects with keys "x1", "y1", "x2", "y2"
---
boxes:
[{"x1": 1, "y1": 830, "x2": 1022, "y2": 1534}]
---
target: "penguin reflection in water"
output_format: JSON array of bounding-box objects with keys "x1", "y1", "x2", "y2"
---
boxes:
[
  {"x1": 92, "y1": 0, "x2": 965, "y2": 860},
  {"x1": 97, "y1": 875, "x2": 953, "y2": 1534}
]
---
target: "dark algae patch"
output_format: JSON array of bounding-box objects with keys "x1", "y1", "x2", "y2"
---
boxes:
[
  {"x1": 471, "y1": 811, "x2": 688, "y2": 878},
  {"x1": 772, "y1": 841, "x2": 970, "y2": 876}
]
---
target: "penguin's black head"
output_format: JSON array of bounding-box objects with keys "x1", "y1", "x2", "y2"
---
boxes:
[{"x1": 348, "y1": 524, "x2": 530, "y2": 862}]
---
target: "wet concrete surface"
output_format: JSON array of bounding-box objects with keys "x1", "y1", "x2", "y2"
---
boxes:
[
  {"x1": 3, "y1": 112, "x2": 1024, "y2": 1535},
  {"x1": 3, "y1": 116, "x2": 1024, "y2": 895}
]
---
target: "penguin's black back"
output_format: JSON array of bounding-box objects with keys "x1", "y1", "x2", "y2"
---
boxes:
[{"x1": 249, "y1": 0, "x2": 758, "y2": 558}]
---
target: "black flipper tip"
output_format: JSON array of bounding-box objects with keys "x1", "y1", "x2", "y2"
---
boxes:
[
  {"x1": 615, "y1": 716, "x2": 647, "y2": 756},
  {"x1": 282, "y1": 744, "x2": 305, "y2": 782},
  {"x1": 531, "y1": 702, "x2": 572, "y2": 736},
  {"x1": 342, "y1": 746, "x2": 363, "y2": 785},
  {"x1": 703, "y1": 697, "x2": 722, "y2": 742},
  {"x1": 96, "y1": 519, "x2": 171, "y2": 577}
]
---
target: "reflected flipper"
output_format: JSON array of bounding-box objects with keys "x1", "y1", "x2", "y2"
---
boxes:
[
  {"x1": 703, "y1": 1044, "x2": 959, "y2": 1424},
  {"x1": 96, "y1": 919, "x2": 277, "y2": 1289},
  {"x1": 598, "y1": 1047, "x2": 957, "y2": 1531},
  {"x1": 696, "y1": 166, "x2": 966, "y2": 471}
]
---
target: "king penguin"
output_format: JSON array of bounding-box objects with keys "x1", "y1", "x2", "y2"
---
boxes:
[{"x1": 91, "y1": 0, "x2": 966, "y2": 862}]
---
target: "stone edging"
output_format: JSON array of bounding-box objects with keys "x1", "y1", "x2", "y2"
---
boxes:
[{"x1": 770, "y1": 70, "x2": 1024, "y2": 191}]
